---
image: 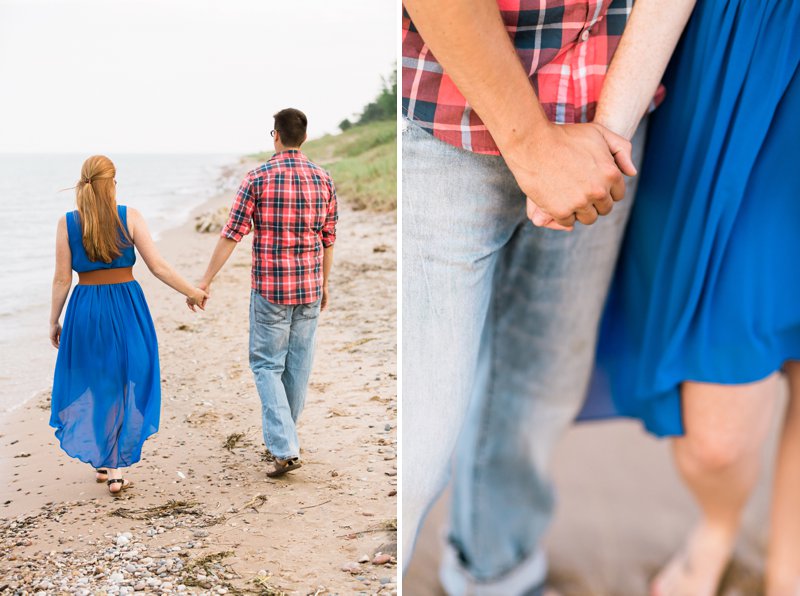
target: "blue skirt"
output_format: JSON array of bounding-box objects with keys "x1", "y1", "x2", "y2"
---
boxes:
[
  {"x1": 592, "y1": 0, "x2": 800, "y2": 436},
  {"x1": 51, "y1": 280, "x2": 160, "y2": 468}
]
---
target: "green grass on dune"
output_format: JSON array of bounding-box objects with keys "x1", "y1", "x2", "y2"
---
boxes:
[{"x1": 251, "y1": 120, "x2": 396, "y2": 212}]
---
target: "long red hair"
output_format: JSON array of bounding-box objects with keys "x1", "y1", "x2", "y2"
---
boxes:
[{"x1": 75, "y1": 155, "x2": 131, "y2": 263}]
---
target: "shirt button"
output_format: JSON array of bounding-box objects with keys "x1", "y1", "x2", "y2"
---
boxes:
[{"x1": 580, "y1": 29, "x2": 590, "y2": 41}]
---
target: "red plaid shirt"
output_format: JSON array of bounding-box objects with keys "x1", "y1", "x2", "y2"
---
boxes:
[
  {"x1": 402, "y1": 0, "x2": 665, "y2": 155},
  {"x1": 221, "y1": 150, "x2": 338, "y2": 305}
]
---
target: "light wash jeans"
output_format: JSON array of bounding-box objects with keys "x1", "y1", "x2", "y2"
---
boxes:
[
  {"x1": 249, "y1": 290, "x2": 320, "y2": 461},
  {"x1": 402, "y1": 120, "x2": 646, "y2": 593}
]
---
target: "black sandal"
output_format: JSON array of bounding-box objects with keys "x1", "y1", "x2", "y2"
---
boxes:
[
  {"x1": 266, "y1": 457, "x2": 302, "y2": 478},
  {"x1": 107, "y1": 478, "x2": 132, "y2": 496},
  {"x1": 95, "y1": 469, "x2": 108, "y2": 483}
]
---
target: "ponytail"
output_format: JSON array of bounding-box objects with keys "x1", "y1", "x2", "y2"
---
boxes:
[{"x1": 75, "y1": 155, "x2": 131, "y2": 263}]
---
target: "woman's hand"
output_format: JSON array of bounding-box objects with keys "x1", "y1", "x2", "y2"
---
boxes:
[
  {"x1": 50, "y1": 322, "x2": 62, "y2": 348},
  {"x1": 186, "y1": 287, "x2": 209, "y2": 312}
]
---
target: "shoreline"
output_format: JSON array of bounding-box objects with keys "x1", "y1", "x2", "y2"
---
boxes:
[{"x1": 0, "y1": 155, "x2": 398, "y2": 594}]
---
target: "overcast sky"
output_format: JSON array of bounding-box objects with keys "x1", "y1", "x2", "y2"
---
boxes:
[{"x1": 0, "y1": 0, "x2": 396, "y2": 153}]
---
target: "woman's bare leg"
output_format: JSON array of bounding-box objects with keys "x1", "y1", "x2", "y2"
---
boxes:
[
  {"x1": 766, "y1": 362, "x2": 800, "y2": 595},
  {"x1": 652, "y1": 375, "x2": 779, "y2": 596}
]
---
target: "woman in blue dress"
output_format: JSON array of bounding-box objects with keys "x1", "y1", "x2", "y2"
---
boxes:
[
  {"x1": 576, "y1": 0, "x2": 800, "y2": 593},
  {"x1": 49, "y1": 155, "x2": 208, "y2": 495}
]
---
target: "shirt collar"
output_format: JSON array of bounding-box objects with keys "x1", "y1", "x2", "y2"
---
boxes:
[{"x1": 274, "y1": 149, "x2": 302, "y2": 158}]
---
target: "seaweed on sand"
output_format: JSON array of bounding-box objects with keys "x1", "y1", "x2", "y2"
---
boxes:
[
  {"x1": 224, "y1": 432, "x2": 246, "y2": 451},
  {"x1": 109, "y1": 500, "x2": 223, "y2": 527}
]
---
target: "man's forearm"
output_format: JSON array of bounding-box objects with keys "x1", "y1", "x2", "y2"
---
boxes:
[
  {"x1": 404, "y1": 0, "x2": 549, "y2": 154},
  {"x1": 322, "y1": 245, "x2": 334, "y2": 287},
  {"x1": 202, "y1": 237, "x2": 238, "y2": 285},
  {"x1": 595, "y1": 0, "x2": 696, "y2": 139}
]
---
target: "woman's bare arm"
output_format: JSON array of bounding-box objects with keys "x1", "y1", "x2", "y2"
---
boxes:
[
  {"x1": 594, "y1": 0, "x2": 696, "y2": 139},
  {"x1": 50, "y1": 216, "x2": 72, "y2": 348},
  {"x1": 126, "y1": 208, "x2": 207, "y2": 306}
]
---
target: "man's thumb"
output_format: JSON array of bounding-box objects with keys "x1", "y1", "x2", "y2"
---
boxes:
[
  {"x1": 599, "y1": 127, "x2": 637, "y2": 177},
  {"x1": 613, "y1": 146, "x2": 637, "y2": 177}
]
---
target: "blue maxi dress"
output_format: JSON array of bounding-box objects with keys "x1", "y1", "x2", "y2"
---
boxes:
[
  {"x1": 51, "y1": 205, "x2": 160, "y2": 467},
  {"x1": 594, "y1": 0, "x2": 800, "y2": 436}
]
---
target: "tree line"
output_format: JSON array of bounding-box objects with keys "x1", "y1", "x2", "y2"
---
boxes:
[{"x1": 339, "y1": 67, "x2": 397, "y2": 131}]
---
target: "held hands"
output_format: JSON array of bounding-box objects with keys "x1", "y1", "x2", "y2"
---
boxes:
[
  {"x1": 186, "y1": 281, "x2": 210, "y2": 312},
  {"x1": 506, "y1": 121, "x2": 636, "y2": 231}
]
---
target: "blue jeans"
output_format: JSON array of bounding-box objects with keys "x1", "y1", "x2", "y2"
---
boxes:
[
  {"x1": 249, "y1": 290, "x2": 320, "y2": 461},
  {"x1": 402, "y1": 121, "x2": 646, "y2": 590}
]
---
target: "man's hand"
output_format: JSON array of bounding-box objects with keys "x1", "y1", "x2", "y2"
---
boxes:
[
  {"x1": 320, "y1": 285, "x2": 329, "y2": 311},
  {"x1": 523, "y1": 123, "x2": 636, "y2": 230},
  {"x1": 505, "y1": 121, "x2": 636, "y2": 229}
]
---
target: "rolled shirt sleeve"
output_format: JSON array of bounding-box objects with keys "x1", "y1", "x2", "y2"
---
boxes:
[
  {"x1": 321, "y1": 178, "x2": 338, "y2": 248},
  {"x1": 221, "y1": 175, "x2": 257, "y2": 242}
]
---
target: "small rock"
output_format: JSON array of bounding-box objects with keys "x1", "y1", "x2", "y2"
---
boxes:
[
  {"x1": 358, "y1": 554, "x2": 370, "y2": 563},
  {"x1": 341, "y1": 562, "x2": 361, "y2": 574},
  {"x1": 372, "y1": 553, "x2": 392, "y2": 565}
]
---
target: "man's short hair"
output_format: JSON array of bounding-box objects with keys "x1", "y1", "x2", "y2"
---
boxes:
[{"x1": 274, "y1": 108, "x2": 307, "y2": 147}]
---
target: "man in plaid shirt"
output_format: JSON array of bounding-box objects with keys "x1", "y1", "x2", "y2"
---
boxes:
[
  {"x1": 195, "y1": 108, "x2": 337, "y2": 478},
  {"x1": 402, "y1": 1, "x2": 655, "y2": 592}
]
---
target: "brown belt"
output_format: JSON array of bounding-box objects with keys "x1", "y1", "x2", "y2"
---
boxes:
[{"x1": 77, "y1": 267, "x2": 134, "y2": 285}]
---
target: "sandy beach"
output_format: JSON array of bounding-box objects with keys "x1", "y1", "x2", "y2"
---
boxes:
[
  {"x1": 404, "y1": 386, "x2": 787, "y2": 595},
  {"x1": 0, "y1": 158, "x2": 397, "y2": 595}
]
